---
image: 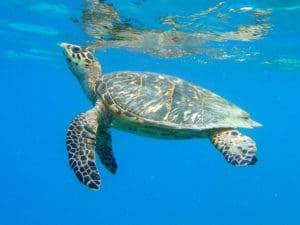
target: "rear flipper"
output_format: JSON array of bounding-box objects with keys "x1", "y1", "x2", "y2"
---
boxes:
[{"x1": 210, "y1": 129, "x2": 258, "y2": 166}]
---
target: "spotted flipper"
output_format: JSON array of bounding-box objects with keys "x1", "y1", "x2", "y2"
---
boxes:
[
  {"x1": 210, "y1": 129, "x2": 258, "y2": 166},
  {"x1": 66, "y1": 107, "x2": 101, "y2": 190},
  {"x1": 96, "y1": 128, "x2": 118, "y2": 174}
]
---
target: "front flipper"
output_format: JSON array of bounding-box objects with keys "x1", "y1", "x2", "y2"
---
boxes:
[
  {"x1": 96, "y1": 128, "x2": 118, "y2": 174},
  {"x1": 66, "y1": 108, "x2": 101, "y2": 190},
  {"x1": 210, "y1": 129, "x2": 258, "y2": 166}
]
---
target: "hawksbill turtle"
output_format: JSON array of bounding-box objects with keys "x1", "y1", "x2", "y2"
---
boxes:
[{"x1": 61, "y1": 42, "x2": 262, "y2": 190}]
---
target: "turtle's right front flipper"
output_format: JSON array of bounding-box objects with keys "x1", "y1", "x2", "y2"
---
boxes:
[{"x1": 66, "y1": 107, "x2": 101, "y2": 190}]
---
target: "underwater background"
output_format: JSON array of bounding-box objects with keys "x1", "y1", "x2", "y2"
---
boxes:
[{"x1": 1, "y1": 0, "x2": 299, "y2": 225}]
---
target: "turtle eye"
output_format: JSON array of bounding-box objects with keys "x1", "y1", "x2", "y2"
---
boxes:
[{"x1": 72, "y1": 46, "x2": 81, "y2": 54}]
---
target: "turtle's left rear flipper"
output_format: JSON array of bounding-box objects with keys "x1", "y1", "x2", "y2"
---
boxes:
[{"x1": 210, "y1": 129, "x2": 258, "y2": 166}]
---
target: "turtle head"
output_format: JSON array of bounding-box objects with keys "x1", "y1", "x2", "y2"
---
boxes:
[
  {"x1": 61, "y1": 43, "x2": 102, "y2": 102},
  {"x1": 61, "y1": 43, "x2": 102, "y2": 78}
]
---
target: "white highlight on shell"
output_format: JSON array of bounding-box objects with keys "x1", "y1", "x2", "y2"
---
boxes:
[{"x1": 146, "y1": 104, "x2": 163, "y2": 113}]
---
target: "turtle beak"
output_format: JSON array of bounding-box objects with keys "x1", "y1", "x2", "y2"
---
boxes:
[
  {"x1": 60, "y1": 42, "x2": 70, "y2": 53},
  {"x1": 60, "y1": 42, "x2": 73, "y2": 59},
  {"x1": 60, "y1": 42, "x2": 70, "y2": 48}
]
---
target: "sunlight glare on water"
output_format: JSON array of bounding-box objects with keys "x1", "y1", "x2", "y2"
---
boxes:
[{"x1": 82, "y1": 0, "x2": 272, "y2": 61}]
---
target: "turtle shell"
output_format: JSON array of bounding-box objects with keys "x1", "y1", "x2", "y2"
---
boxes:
[{"x1": 97, "y1": 71, "x2": 260, "y2": 131}]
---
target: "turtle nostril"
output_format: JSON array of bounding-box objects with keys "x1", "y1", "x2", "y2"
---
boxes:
[{"x1": 72, "y1": 46, "x2": 81, "y2": 53}]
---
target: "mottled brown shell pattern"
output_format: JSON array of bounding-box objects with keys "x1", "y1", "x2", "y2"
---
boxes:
[{"x1": 96, "y1": 72, "x2": 258, "y2": 131}]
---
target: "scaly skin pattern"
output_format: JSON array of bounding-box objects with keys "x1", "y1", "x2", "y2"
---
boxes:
[
  {"x1": 61, "y1": 43, "x2": 262, "y2": 190},
  {"x1": 66, "y1": 109, "x2": 101, "y2": 190},
  {"x1": 210, "y1": 129, "x2": 258, "y2": 166}
]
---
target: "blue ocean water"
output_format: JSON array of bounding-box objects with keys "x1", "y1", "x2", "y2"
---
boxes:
[{"x1": 1, "y1": 0, "x2": 300, "y2": 225}]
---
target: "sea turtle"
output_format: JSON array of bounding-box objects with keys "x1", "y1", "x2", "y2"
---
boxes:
[{"x1": 61, "y1": 42, "x2": 261, "y2": 190}]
